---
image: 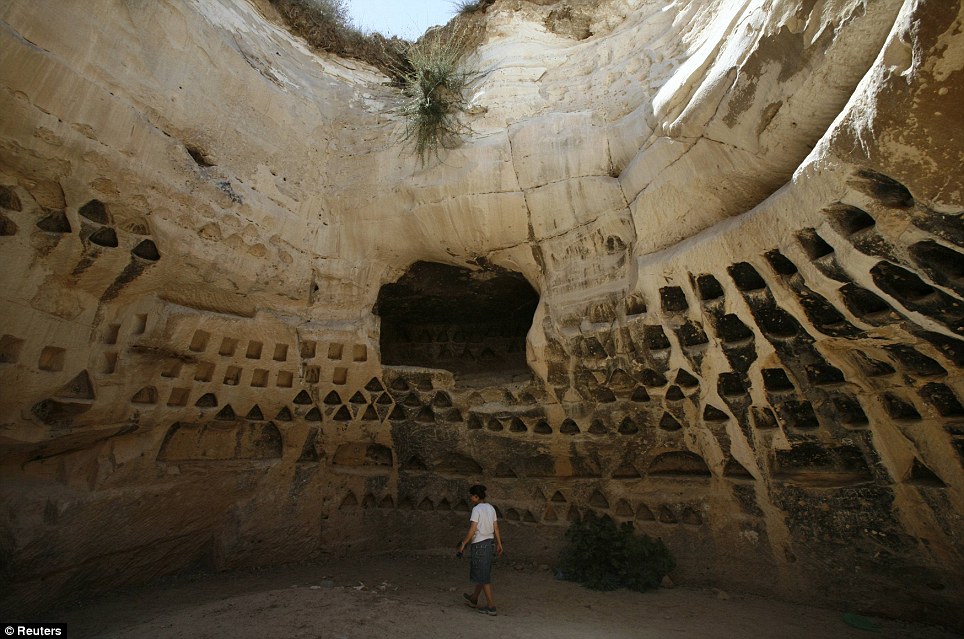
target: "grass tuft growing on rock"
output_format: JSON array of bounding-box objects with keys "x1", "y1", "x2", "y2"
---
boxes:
[
  {"x1": 452, "y1": 0, "x2": 496, "y2": 16},
  {"x1": 396, "y1": 28, "x2": 477, "y2": 165},
  {"x1": 268, "y1": 0, "x2": 482, "y2": 164}
]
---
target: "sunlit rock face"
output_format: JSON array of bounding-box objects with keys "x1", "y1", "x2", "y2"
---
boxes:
[{"x1": 0, "y1": 0, "x2": 961, "y2": 625}]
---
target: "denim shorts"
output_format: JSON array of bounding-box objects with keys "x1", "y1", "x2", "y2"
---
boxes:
[{"x1": 469, "y1": 538, "x2": 495, "y2": 585}]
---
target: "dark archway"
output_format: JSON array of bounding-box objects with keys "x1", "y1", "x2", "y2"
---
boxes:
[{"x1": 374, "y1": 261, "x2": 539, "y2": 381}]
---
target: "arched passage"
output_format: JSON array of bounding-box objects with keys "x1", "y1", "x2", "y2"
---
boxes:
[{"x1": 374, "y1": 261, "x2": 539, "y2": 381}]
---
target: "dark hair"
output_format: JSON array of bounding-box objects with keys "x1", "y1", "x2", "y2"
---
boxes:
[{"x1": 469, "y1": 484, "x2": 487, "y2": 499}]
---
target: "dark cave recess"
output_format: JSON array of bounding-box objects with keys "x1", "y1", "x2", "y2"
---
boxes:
[{"x1": 374, "y1": 261, "x2": 539, "y2": 379}]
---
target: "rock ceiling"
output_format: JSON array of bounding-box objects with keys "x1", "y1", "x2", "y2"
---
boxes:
[{"x1": 0, "y1": 0, "x2": 961, "y2": 627}]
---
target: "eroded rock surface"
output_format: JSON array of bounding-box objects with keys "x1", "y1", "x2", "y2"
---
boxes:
[{"x1": 0, "y1": 0, "x2": 962, "y2": 626}]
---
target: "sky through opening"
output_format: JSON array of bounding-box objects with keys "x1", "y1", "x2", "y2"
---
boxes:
[{"x1": 346, "y1": 0, "x2": 457, "y2": 39}]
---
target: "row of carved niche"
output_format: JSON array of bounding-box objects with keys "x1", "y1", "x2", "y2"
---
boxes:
[
  {"x1": 335, "y1": 491, "x2": 704, "y2": 526},
  {"x1": 122, "y1": 378, "x2": 724, "y2": 437},
  {"x1": 565, "y1": 187, "x2": 960, "y2": 405},
  {"x1": 575, "y1": 175, "x2": 961, "y2": 344},
  {"x1": 153, "y1": 423, "x2": 728, "y2": 483},
  {"x1": 0, "y1": 189, "x2": 161, "y2": 260},
  {"x1": 138, "y1": 387, "x2": 724, "y2": 441},
  {"x1": 0, "y1": 312, "x2": 153, "y2": 376},
  {"x1": 140, "y1": 341, "x2": 362, "y2": 387},
  {"x1": 122, "y1": 357, "x2": 960, "y2": 443},
  {"x1": 566, "y1": 321, "x2": 956, "y2": 435},
  {"x1": 307, "y1": 436, "x2": 721, "y2": 478},
  {"x1": 113, "y1": 378, "x2": 959, "y2": 458},
  {"x1": 117, "y1": 351, "x2": 961, "y2": 455},
  {"x1": 570, "y1": 323, "x2": 945, "y2": 403},
  {"x1": 157, "y1": 417, "x2": 945, "y2": 488},
  {"x1": 124, "y1": 371, "x2": 399, "y2": 412},
  {"x1": 184, "y1": 328, "x2": 368, "y2": 364}
]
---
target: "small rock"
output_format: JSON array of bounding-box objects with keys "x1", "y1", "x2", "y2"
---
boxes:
[
  {"x1": 539, "y1": 564, "x2": 550, "y2": 572},
  {"x1": 310, "y1": 585, "x2": 321, "y2": 590},
  {"x1": 660, "y1": 575, "x2": 675, "y2": 589},
  {"x1": 714, "y1": 588, "x2": 729, "y2": 600},
  {"x1": 320, "y1": 579, "x2": 335, "y2": 589}
]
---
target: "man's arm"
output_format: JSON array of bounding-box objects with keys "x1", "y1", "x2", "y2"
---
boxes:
[
  {"x1": 494, "y1": 520, "x2": 504, "y2": 556},
  {"x1": 459, "y1": 521, "x2": 479, "y2": 553}
]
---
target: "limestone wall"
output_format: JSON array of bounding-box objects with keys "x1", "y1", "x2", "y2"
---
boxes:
[{"x1": 0, "y1": 0, "x2": 961, "y2": 626}]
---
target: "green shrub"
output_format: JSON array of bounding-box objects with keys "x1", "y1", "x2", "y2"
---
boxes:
[
  {"x1": 396, "y1": 28, "x2": 476, "y2": 165},
  {"x1": 558, "y1": 512, "x2": 676, "y2": 592}
]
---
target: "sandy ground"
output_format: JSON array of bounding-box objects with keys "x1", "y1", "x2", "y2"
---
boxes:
[{"x1": 47, "y1": 550, "x2": 960, "y2": 639}]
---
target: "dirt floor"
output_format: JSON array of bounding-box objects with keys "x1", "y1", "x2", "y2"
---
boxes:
[{"x1": 47, "y1": 550, "x2": 960, "y2": 639}]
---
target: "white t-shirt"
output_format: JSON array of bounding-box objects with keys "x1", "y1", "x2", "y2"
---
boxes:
[{"x1": 470, "y1": 502, "x2": 497, "y2": 543}]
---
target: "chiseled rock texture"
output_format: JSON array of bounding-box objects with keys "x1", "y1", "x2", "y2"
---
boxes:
[{"x1": 1, "y1": 0, "x2": 962, "y2": 625}]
